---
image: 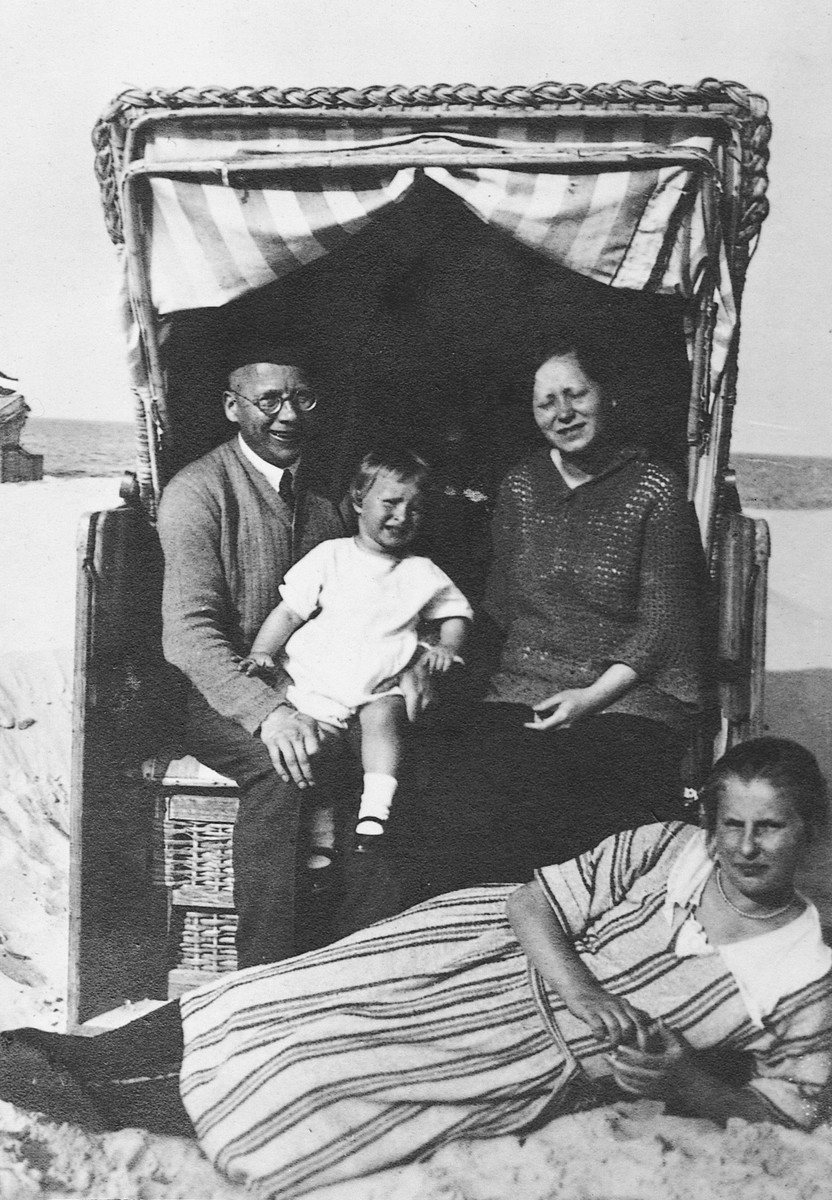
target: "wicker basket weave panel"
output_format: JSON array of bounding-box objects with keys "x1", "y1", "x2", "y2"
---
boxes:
[
  {"x1": 163, "y1": 818, "x2": 235, "y2": 894},
  {"x1": 156, "y1": 792, "x2": 238, "y2": 896},
  {"x1": 176, "y1": 909, "x2": 239, "y2": 974}
]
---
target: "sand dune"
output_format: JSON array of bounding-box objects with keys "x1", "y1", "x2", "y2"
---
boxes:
[
  {"x1": 0, "y1": 478, "x2": 120, "y2": 1033},
  {"x1": 1, "y1": 477, "x2": 832, "y2": 1199}
]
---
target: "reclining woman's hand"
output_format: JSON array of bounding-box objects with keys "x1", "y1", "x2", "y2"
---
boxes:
[
  {"x1": 606, "y1": 1020, "x2": 690, "y2": 1099},
  {"x1": 560, "y1": 977, "x2": 657, "y2": 1050},
  {"x1": 259, "y1": 703, "x2": 326, "y2": 789},
  {"x1": 508, "y1": 879, "x2": 656, "y2": 1051},
  {"x1": 607, "y1": 1019, "x2": 782, "y2": 1124}
]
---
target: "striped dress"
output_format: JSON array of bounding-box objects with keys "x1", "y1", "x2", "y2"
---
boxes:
[{"x1": 179, "y1": 824, "x2": 832, "y2": 1198}]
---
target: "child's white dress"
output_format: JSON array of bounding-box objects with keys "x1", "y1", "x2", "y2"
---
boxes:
[{"x1": 279, "y1": 537, "x2": 473, "y2": 726}]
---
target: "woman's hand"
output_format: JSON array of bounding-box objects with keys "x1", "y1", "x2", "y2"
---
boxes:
[
  {"x1": 606, "y1": 1021, "x2": 690, "y2": 1100},
  {"x1": 561, "y1": 979, "x2": 657, "y2": 1049},
  {"x1": 524, "y1": 663, "x2": 639, "y2": 732},
  {"x1": 524, "y1": 687, "x2": 600, "y2": 731},
  {"x1": 507, "y1": 881, "x2": 655, "y2": 1050},
  {"x1": 609, "y1": 1023, "x2": 786, "y2": 1125}
]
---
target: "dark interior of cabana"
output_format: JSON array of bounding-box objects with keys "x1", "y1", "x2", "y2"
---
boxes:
[
  {"x1": 159, "y1": 176, "x2": 693, "y2": 503},
  {"x1": 70, "y1": 177, "x2": 702, "y2": 1021}
]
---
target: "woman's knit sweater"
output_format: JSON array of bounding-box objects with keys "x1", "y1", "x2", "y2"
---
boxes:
[{"x1": 483, "y1": 447, "x2": 706, "y2": 733}]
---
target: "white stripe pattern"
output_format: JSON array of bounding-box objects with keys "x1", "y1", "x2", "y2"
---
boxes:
[
  {"x1": 178, "y1": 824, "x2": 832, "y2": 1198},
  {"x1": 142, "y1": 125, "x2": 736, "y2": 387}
]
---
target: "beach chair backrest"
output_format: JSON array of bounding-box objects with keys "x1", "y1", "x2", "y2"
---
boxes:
[{"x1": 93, "y1": 79, "x2": 771, "y2": 563}]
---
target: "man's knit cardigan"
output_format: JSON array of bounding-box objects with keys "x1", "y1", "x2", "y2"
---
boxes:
[
  {"x1": 157, "y1": 438, "x2": 348, "y2": 735},
  {"x1": 484, "y1": 447, "x2": 706, "y2": 734}
]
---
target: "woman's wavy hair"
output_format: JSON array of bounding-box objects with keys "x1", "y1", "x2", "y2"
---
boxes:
[
  {"x1": 349, "y1": 445, "x2": 432, "y2": 508},
  {"x1": 700, "y1": 736, "x2": 829, "y2": 839},
  {"x1": 534, "y1": 328, "x2": 619, "y2": 398}
]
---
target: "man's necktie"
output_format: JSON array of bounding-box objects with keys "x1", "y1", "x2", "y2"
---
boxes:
[{"x1": 279, "y1": 469, "x2": 295, "y2": 510}]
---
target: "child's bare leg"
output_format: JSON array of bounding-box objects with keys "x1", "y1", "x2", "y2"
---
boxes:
[{"x1": 355, "y1": 695, "x2": 407, "y2": 849}]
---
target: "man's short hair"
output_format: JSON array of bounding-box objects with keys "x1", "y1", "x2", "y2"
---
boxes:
[
  {"x1": 349, "y1": 445, "x2": 432, "y2": 507},
  {"x1": 224, "y1": 343, "x2": 310, "y2": 382}
]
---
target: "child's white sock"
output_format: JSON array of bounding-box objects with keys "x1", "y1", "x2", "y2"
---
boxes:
[{"x1": 356, "y1": 773, "x2": 398, "y2": 836}]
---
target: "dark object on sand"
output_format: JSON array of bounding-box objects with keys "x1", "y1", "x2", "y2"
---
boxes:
[{"x1": 0, "y1": 383, "x2": 43, "y2": 483}]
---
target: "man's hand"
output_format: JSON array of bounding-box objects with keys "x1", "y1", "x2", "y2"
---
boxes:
[{"x1": 259, "y1": 704, "x2": 325, "y2": 789}]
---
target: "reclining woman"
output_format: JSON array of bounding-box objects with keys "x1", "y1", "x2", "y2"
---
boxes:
[
  {"x1": 1, "y1": 738, "x2": 830, "y2": 1199},
  {"x1": 398, "y1": 324, "x2": 710, "y2": 897}
]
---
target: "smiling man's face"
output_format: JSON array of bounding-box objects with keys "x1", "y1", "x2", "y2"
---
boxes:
[{"x1": 223, "y1": 362, "x2": 311, "y2": 468}]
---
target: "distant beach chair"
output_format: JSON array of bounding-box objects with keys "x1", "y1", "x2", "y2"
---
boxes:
[{"x1": 0, "y1": 385, "x2": 43, "y2": 482}]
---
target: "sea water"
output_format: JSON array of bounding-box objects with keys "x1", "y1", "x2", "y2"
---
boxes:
[{"x1": 22, "y1": 418, "x2": 136, "y2": 478}]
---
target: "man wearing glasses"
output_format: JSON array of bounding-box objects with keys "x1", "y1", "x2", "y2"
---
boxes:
[{"x1": 158, "y1": 352, "x2": 356, "y2": 968}]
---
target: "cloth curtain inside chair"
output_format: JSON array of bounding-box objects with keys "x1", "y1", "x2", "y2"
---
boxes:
[{"x1": 139, "y1": 120, "x2": 735, "y2": 392}]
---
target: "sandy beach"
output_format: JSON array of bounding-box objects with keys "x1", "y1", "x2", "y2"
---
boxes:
[{"x1": 1, "y1": 474, "x2": 832, "y2": 1198}]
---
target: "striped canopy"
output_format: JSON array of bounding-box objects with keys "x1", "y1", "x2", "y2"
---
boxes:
[{"x1": 133, "y1": 119, "x2": 737, "y2": 383}]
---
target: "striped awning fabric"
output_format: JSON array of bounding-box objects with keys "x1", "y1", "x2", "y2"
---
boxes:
[
  {"x1": 134, "y1": 120, "x2": 736, "y2": 383},
  {"x1": 148, "y1": 169, "x2": 416, "y2": 312}
]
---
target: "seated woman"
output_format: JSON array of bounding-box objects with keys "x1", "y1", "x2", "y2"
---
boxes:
[
  {"x1": 1, "y1": 739, "x2": 830, "y2": 1199},
  {"x1": 397, "y1": 325, "x2": 709, "y2": 896}
]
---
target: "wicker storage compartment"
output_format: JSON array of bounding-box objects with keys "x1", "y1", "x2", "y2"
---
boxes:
[
  {"x1": 175, "y1": 908, "x2": 239, "y2": 971},
  {"x1": 167, "y1": 907, "x2": 239, "y2": 997},
  {"x1": 159, "y1": 792, "x2": 238, "y2": 907},
  {"x1": 149, "y1": 782, "x2": 242, "y2": 997}
]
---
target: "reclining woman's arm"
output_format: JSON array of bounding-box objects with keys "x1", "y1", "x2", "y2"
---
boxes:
[
  {"x1": 507, "y1": 880, "x2": 655, "y2": 1048},
  {"x1": 508, "y1": 879, "x2": 802, "y2": 1127},
  {"x1": 608, "y1": 1032, "x2": 779, "y2": 1125}
]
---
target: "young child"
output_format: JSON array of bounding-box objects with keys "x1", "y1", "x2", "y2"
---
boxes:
[{"x1": 239, "y1": 447, "x2": 472, "y2": 872}]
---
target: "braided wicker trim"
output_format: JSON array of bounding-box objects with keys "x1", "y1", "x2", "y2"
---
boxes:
[{"x1": 92, "y1": 78, "x2": 770, "y2": 253}]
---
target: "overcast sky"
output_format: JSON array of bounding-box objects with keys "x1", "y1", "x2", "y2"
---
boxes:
[{"x1": 1, "y1": 0, "x2": 831, "y2": 455}]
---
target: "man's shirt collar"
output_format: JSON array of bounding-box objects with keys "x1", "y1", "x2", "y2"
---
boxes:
[{"x1": 237, "y1": 433, "x2": 299, "y2": 494}]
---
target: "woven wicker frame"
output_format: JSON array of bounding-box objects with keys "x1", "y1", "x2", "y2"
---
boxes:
[
  {"x1": 93, "y1": 79, "x2": 771, "y2": 550},
  {"x1": 156, "y1": 793, "x2": 237, "y2": 899},
  {"x1": 175, "y1": 909, "x2": 239, "y2": 973},
  {"x1": 163, "y1": 817, "x2": 235, "y2": 898},
  {"x1": 92, "y1": 79, "x2": 771, "y2": 278}
]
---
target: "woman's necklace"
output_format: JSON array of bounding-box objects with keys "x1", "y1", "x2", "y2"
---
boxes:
[{"x1": 715, "y1": 866, "x2": 796, "y2": 921}]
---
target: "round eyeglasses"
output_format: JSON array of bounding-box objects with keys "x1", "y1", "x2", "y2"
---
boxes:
[{"x1": 225, "y1": 385, "x2": 318, "y2": 417}]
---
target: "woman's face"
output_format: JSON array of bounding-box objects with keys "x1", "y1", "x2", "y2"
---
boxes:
[
  {"x1": 532, "y1": 352, "x2": 612, "y2": 464},
  {"x1": 710, "y1": 775, "x2": 810, "y2": 906}
]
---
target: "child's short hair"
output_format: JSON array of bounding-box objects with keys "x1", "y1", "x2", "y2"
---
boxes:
[{"x1": 349, "y1": 446, "x2": 432, "y2": 507}]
